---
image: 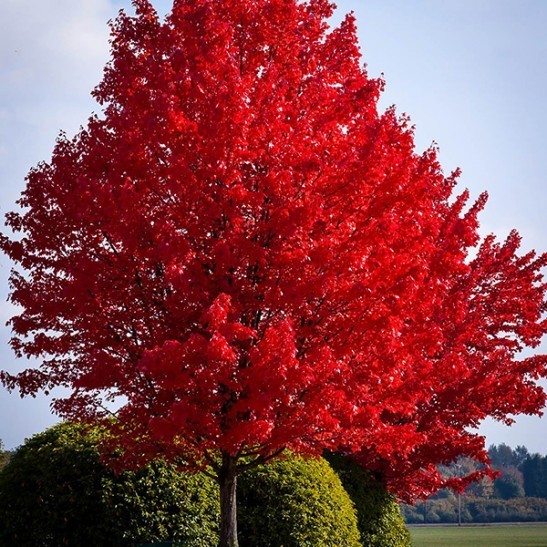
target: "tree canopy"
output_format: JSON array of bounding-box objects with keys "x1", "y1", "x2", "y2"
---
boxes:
[{"x1": 2, "y1": 0, "x2": 546, "y2": 543}]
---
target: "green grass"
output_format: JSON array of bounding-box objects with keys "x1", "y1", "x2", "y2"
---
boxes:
[{"x1": 409, "y1": 524, "x2": 547, "y2": 547}]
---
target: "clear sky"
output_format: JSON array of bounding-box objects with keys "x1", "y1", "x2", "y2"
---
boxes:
[{"x1": 1, "y1": 0, "x2": 546, "y2": 453}]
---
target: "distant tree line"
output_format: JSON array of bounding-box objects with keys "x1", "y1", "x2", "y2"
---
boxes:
[
  {"x1": 0, "y1": 442, "x2": 9, "y2": 471},
  {"x1": 401, "y1": 443, "x2": 547, "y2": 524}
]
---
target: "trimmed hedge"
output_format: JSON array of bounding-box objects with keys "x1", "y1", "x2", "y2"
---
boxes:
[
  {"x1": 238, "y1": 455, "x2": 362, "y2": 546},
  {"x1": 326, "y1": 453, "x2": 411, "y2": 547},
  {"x1": 0, "y1": 423, "x2": 414, "y2": 546},
  {"x1": 0, "y1": 422, "x2": 219, "y2": 546}
]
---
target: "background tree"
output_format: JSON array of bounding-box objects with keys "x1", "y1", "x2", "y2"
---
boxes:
[
  {"x1": 466, "y1": 475, "x2": 495, "y2": 500},
  {"x1": 514, "y1": 446, "x2": 532, "y2": 469},
  {"x1": 2, "y1": 0, "x2": 547, "y2": 544},
  {"x1": 489, "y1": 444, "x2": 518, "y2": 468},
  {"x1": 486, "y1": 443, "x2": 526, "y2": 500},
  {"x1": 488, "y1": 443, "x2": 530, "y2": 470},
  {"x1": 437, "y1": 456, "x2": 494, "y2": 499},
  {"x1": 0, "y1": 440, "x2": 9, "y2": 471},
  {"x1": 493, "y1": 470, "x2": 525, "y2": 500},
  {"x1": 522, "y1": 454, "x2": 547, "y2": 498}
]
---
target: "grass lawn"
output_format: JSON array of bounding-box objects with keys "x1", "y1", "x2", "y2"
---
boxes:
[{"x1": 409, "y1": 524, "x2": 547, "y2": 546}]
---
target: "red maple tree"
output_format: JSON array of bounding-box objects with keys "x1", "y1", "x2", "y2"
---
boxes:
[{"x1": 2, "y1": 1, "x2": 546, "y2": 544}]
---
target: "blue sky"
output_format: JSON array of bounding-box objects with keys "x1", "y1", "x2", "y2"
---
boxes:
[{"x1": 1, "y1": 0, "x2": 546, "y2": 453}]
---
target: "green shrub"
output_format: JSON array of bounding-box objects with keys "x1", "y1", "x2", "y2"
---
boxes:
[
  {"x1": 238, "y1": 455, "x2": 361, "y2": 547},
  {"x1": 0, "y1": 422, "x2": 219, "y2": 546},
  {"x1": 0, "y1": 423, "x2": 419, "y2": 546},
  {"x1": 104, "y1": 462, "x2": 219, "y2": 546},
  {"x1": 326, "y1": 453, "x2": 411, "y2": 547}
]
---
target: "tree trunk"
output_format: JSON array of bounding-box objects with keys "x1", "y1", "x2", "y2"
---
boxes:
[{"x1": 219, "y1": 452, "x2": 238, "y2": 547}]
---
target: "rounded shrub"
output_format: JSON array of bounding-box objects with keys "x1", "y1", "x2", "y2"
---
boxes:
[
  {"x1": 104, "y1": 461, "x2": 219, "y2": 546},
  {"x1": 326, "y1": 453, "x2": 411, "y2": 547},
  {"x1": 0, "y1": 422, "x2": 219, "y2": 546},
  {"x1": 238, "y1": 454, "x2": 361, "y2": 547}
]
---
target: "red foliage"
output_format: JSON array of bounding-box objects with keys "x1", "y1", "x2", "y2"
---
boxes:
[{"x1": 2, "y1": 0, "x2": 547, "y2": 501}]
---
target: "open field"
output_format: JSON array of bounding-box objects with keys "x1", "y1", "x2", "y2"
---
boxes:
[{"x1": 409, "y1": 524, "x2": 547, "y2": 546}]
